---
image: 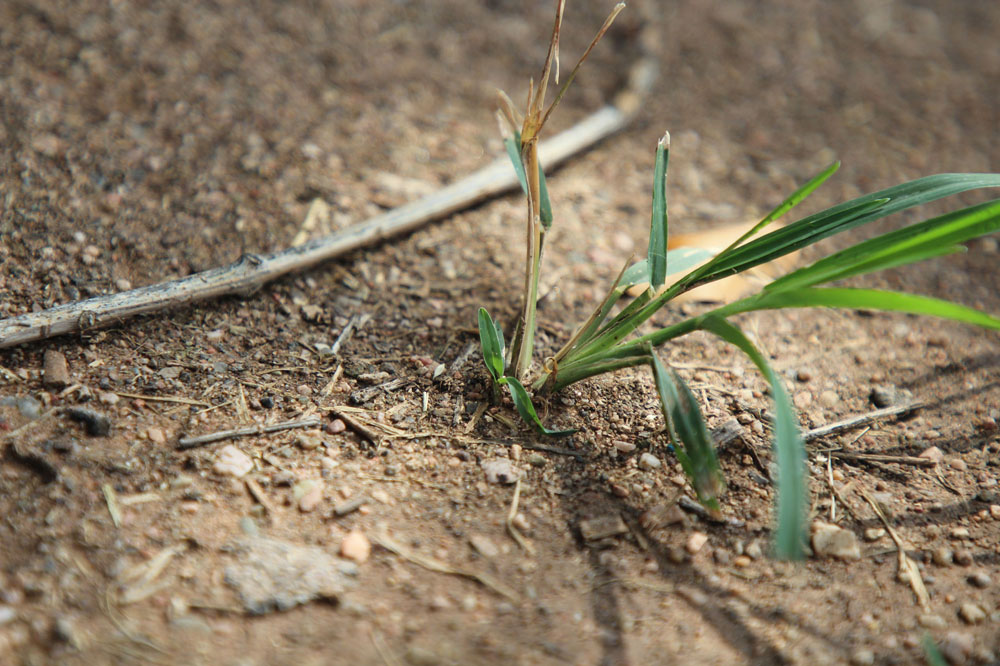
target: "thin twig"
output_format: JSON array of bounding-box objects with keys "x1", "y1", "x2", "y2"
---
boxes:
[
  {"x1": 829, "y1": 452, "x2": 936, "y2": 467},
  {"x1": 803, "y1": 402, "x2": 923, "y2": 442},
  {"x1": 114, "y1": 391, "x2": 210, "y2": 406},
  {"x1": 860, "y1": 488, "x2": 930, "y2": 611},
  {"x1": 372, "y1": 530, "x2": 519, "y2": 602},
  {"x1": 506, "y1": 477, "x2": 535, "y2": 555},
  {"x1": 244, "y1": 477, "x2": 278, "y2": 520},
  {"x1": 176, "y1": 417, "x2": 322, "y2": 450},
  {"x1": 0, "y1": 38, "x2": 656, "y2": 350}
]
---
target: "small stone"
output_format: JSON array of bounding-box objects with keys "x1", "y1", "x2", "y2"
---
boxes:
[
  {"x1": 793, "y1": 391, "x2": 812, "y2": 409},
  {"x1": 932, "y1": 547, "x2": 954, "y2": 566},
  {"x1": 469, "y1": 534, "x2": 499, "y2": 559},
  {"x1": 0, "y1": 606, "x2": 16, "y2": 626},
  {"x1": 745, "y1": 541, "x2": 763, "y2": 560},
  {"x1": 481, "y1": 458, "x2": 523, "y2": 485},
  {"x1": 989, "y1": 504, "x2": 1000, "y2": 520},
  {"x1": 686, "y1": 532, "x2": 709, "y2": 554},
  {"x1": 949, "y1": 526, "x2": 970, "y2": 539},
  {"x1": 66, "y1": 407, "x2": 111, "y2": 436},
  {"x1": 326, "y1": 419, "x2": 346, "y2": 434},
  {"x1": 340, "y1": 530, "x2": 371, "y2": 563},
  {"x1": 818, "y1": 390, "x2": 839, "y2": 409},
  {"x1": 959, "y1": 603, "x2": 986, "y2": 624},
  {"x1": 811, "y1": 522, "x2": 861, "y2": 560},
  {"x1": 613, "y1": 440, "x2": 636, "y2": 453},
  {"x1": 213, "y1": 445, "x2": 254, "y2": 478},
  {"x1": 638, "y1": 452, "x2": 662, "y2": 471},
  {"x1": 371, "y1": 489, "x2": 391, "y2": 504},
  {"x1": 938, "y1": 631, "x2": 974, "y2": 665},
  {"x1": 919, "y1": 446, "x2": 944, "y2": 463},
  {"x1": 146, "y1": 427, "x2": 166, "y2": 444},
  {"x1": 918, "y1": 613, "x2": 947, "y2": 629},
  {"x1": 43, "y1": 350, "x2": 70, "y2": 388},
  {"x1": 97, "y1": 391, "x2": 119, "y2": 405},
  {"x1": 950, "y1": 458, "x2": 968, "y2": 472},
  {"x1": 579, "y1": 515, "x2": 628, "y2": 542},
  {"x1": 713, "y1": 549, "x2": 732, "y2": 565},
  {"x1": 295, "y1": 431, "x2": 323, "y2": 450},
  {"x1": 732, "y1": 555, "x2": 752, "y2": 568},
  {"x1": 863, "y1": 528, "x2": 886, "y2": 542},
  {"x1": 294, "y1": 479, "x2": 325, "y2": 512},
  {"x1": 639, "y1": 503, "x2": 685, "y2": 529},
  {"x1": 967, "y1": 571, "x2": 991, "y2": 588},
  {"x1": 850, "y1": 648, "x2": 875, "y2": 666},
  {"x1": 795, "y1": 369, "x2": 812, "y2": 383},
  {"x1": 296, "y1": 384, "x2": 312, "y2": 396},
  {"x1": 527, "y1": 453, "x2": 547, "y2": 467},
  {"x1": 954, "y1": 549, "x2": 974, "y2": 566}
]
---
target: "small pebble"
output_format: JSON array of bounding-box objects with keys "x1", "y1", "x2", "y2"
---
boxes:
[
  {"x1": 294, "y1": 479, "x2": 325, "y2": 512},
  {"x1": 950, "y1": 458, "x2": 968, "y2": 472},
  {"x1": 42, "y1": 350, "x2": 70, "y2": 388},
  {"x1": 213, "y1": 445, "x2": 254, "y2": 478},
  {"x1": 863, "y1": 528, "x2": 886, "y2": 542},
  {"x1": 326, "y1": 419, "x2": 346, "y2": 434},
  {"x1": 295, "y1": 431, "x2": 323, "y2": 450},
  {"x1": 811, "y1": 521, "x2": 860, "y2": 560},
  {"x1": 613, "y1": 440, "x2": 636, "y2": 453},
  {"x1": 818, "y1": 389, "x2": 839, "y2": 409},
  {"x1": 469, "y1": 534, "x2": 499, "y2": 559},
  {"x1": 340, "y1": 530, "x2": 371, "y2": 563},
  {"x1": 0, "y1": 606, "x2": 16, "y2": 626},
  {"x1": 850, "y1": 648, "x2": 875, "y2": 666},
  {"x1": 939, "y1": 631, "x2": 974, "y2": 665},
  {"x1": 686, "y1": 532, "x2": 708, "y2": 554},
  {"x1": 932, "y1": 547, "x2": 954, "y2": 566},
  {"x1": 638, "y1": 452, "x2": 662, "y2": 471},
  {"x1": 732, "y1": 555, "x2": 751, "y2": 568},
  {"x1": 967, "y1": 572, "x2": 991, "y2": 588},
  {"x1": 745, "y1": 541, "x2": 763, "y2": 560},
  {"x1": 481, "y1": 458, "x2": 523, "y2": 485},
  {"x1": 959, "y1": 603, "x2": 986, "y2": 625},
  {"x1": 918, "y1": 446, "x2": 944, "y2": 463},
  {"x1": 146, "y1": 427, "x2": 166, "y2": 444},
  {"x1": 949, "y1": 526, "x2": 970, "y2": 539},
  {"x1": 918, "y1": 613, "x2": 947, "y2": 629},
  {"x1": 954, "y1": 549, "x2": 974, "y2": 566}
]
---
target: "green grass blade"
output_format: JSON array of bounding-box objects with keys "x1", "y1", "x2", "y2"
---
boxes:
[
  {"x1": 650, "y1": 352, "x2": 725, "y2": 509},
  {"x1": 693, "y1": 173, "x2": 1000, "y2": 284},
  {"x1": 502, "y1": 376, "x2": 576, "y2": 436},
  {"x1": 648, "y1": 133, "x2": 670, "y2": 289},
  {"x1": 732, "y1": 287, "x2": 1000, "y2": 330},
  {"x1": 921, "y1": 634, "x2": 948, "y2": 666},
  {"x1": 688, "y1": 162, "x2": 840, "y2": 284},
  {"x1": 699, "y1": 316, "x2": 806, "y2": 560},
  {"x1": 767, "y1": 198, "x2": 1000, "y2": 291},
  {"x1": 504, "y1": 133, "x2": 553, "y2": 228},
  {"x1": 477, "y1": 308, "x2": 505, "y2": 382}
]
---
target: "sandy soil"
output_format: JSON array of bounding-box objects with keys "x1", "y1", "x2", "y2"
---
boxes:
[{"x1": 2, "y1": 1, "x2": 999, "y2": 664}]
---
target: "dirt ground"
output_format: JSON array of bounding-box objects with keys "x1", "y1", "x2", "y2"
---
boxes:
[{"x1": 2, "y1": 1, "x2": 1000, "y2": 664}]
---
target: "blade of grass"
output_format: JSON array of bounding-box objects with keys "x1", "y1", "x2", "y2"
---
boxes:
[
  {"x1": 648, "y1": 132, "x2": 670, "y2": 289},
  {"x1": 725, "y1": 287, "x2": 1000, "y2": 330},
  {"x1": 649, "y1": 352, "x2": 725, "y2": 508},
  {"x1": 501, "y1": 376, "x2": 576, "y2": 436},
  {"x1": 698, "y1": 316, "x2": 805, "y2": 559},
  {"x1": 477, "y1": 308, "x2": 505, "y2": 382},
  {"x1": 767, "y1": 198, "x2": 1000, "y2": 291}
]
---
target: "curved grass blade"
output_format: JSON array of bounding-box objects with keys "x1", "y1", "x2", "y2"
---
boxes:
[
  {"x1": 766, "y1": 198, "x2": 1000, "y2": 292},
  {"x1": 699, "y1": 316, "x2": 805, "y2": 560},
  {"x1": 503, "y1": 133, "x2": 553, "y2": 227},
  {"x1": 648, "y1": 132, "x2": 670, "y2": 289},
  {"x1": 695, "y1": 172, "x2": 1000, "y2": 284},
  {"x1": 478, "y1": 308, "x2": 505, "y2": 382},
  {"x1": 503, "y1": 376, "x2": 576, "y2": 436},
  {"x1": 729, "y1": 287, "x2": 1000, "y2": 330},
  {"x1": 650, "y1": 352, "x2": 725, "y2": 509},
  {"x1": 686, "y1": 161, "x2": 840, "y2": 285}
]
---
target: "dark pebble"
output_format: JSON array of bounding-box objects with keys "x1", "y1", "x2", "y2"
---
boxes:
[
  {"x1": 65, "y1": 407, "x2": 111, "y2": 436},
  {"x1": 260, "y1": 396, "x2": 274, "y2": 409}
]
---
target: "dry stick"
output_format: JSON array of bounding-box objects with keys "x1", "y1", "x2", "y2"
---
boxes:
[
  {"x1": 372, "y1": 530, "x2": 519, "y2": 602},
  {"x1": 0, "y1": 52, "x2": 656, "y2": 350},
  {"x1": 828, "y1": 452, "x2": 936, "y2": 468},
  {"x1": 803, "y1": 401, "x2": 923, "y2": 442},
  {"x1": 860, "y1": 488, "x2": 930, "y2": 611},
  {"x1": 506, "y1": 477, "x2": 535, "y2": 555},
  {"x1": 175, "y1": 417, "x2": 322, "y2": 450}
]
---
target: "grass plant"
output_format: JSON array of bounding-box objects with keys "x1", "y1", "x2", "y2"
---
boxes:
[{"x1": 478, "y1": 1, "x2": 1000, "y2": 558}]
